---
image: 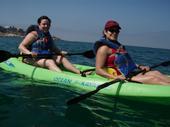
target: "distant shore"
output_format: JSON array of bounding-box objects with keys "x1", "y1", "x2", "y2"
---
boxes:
[
  {"x1": 0, "y1": 25, "x2": 24, "y2": 36},
  {"x1": 0, "y1": 25, "x2": 60, "y2": 40},
  {"x1": 0, "y1": 33, "x2": 24, "y2": 37},
  {"x1": 0, "y1": 33, "x2": 60, "y2": 40}
]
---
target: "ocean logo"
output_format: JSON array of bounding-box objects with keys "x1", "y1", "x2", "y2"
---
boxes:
[
  {"x1": 4, "y1": 60, "x2": 15, "y2": 68},
  {"x1": 53, "y1": 77, "x2": 72, "y2": 85}
]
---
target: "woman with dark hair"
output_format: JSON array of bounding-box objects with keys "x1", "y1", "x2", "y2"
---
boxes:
[
  {"x1": 94, "y1": 20, "x2": 170, "y2": 85},
  {"x1": 19, "y1": 16, "x2": 81, "y2": 74},
  {"x1": 25, "y1": 25, "x2": 38, "y2": 35}
]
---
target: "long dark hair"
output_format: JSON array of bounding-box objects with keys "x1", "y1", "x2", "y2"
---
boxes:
[{"x1": 25, "y1": 25, "x2": 38, "y2": 35}]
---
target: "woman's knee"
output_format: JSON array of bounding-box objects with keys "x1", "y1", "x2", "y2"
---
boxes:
[
  {"x1": 133, "y1": 74, "x2": 167, "y2": 85},
  {"x1": 146, "y1": 70, "x2": 161, "y2": 76},
  {"x1": 148, "y1": 75, "x2": 164, "y2": 84},
  {"x1": 152, "y1": 70, "x2": 161, "y2": 75},
  {"x1": 44, "y1": 59, "x2": 56, "y2": 67},
  {"x1": 54, "y1": 55, "x2": 64, "y2": 64},
  {"x1": 132, "y1": 75, "x2": 156, "y2": 83}
]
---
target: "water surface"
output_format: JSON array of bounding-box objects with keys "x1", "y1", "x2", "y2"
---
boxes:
[{"x1": 0, "y1": 37, "x2": 170, "y2": 127}]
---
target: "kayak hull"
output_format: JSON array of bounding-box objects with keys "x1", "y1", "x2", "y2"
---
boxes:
[{"x1": 0, "y1": 58, "x2": 170, "y2": 105}]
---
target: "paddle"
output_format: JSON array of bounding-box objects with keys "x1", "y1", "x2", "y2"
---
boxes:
[
  {"x1": 67, "y1": 60, "x2": 170, "y2": 105},
  {"x1": 0, "y1": 50, "x2": 95, "y2": 62},
  {"x1": 67, "y1": 50, "x2": 95, "y2": 58},
  {"x1": 67, "y1": 79, "x2": 124, "y2": 105}
]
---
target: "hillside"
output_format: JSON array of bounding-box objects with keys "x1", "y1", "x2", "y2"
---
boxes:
[
  {"x1": 0, "y1": 26, "x2": 25, "y2": 37},
  {"x1": 0, "y1": 25, "x2": 60, "y2": 40}
]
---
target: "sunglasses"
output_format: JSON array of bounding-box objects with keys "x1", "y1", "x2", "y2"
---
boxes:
[{"x1": 108, "y1": 29, "x2": 120, "y2": 34}]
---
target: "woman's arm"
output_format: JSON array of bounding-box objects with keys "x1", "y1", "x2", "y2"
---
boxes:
[
  {"x1": 95, "y1": 45, "x2": 115, "y2": 79},
  {"x1": 137, "y1": 64, "x2": 150, "y2": 71},
  {"x1": 18, "y1": 31, "x2": 37, "y2": 54}
]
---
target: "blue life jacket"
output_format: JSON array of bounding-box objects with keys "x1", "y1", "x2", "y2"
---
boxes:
[
  {"x1": 29, "y1": 26, "x2": 53, "y2": 55},
  {"x1": 93, "y1": 37, "x2": 137, "y2": 77}
]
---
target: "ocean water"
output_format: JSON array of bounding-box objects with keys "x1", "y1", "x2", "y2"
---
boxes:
[{"x1": 0, "y1": 37, "x2": 170, "y2": 127}]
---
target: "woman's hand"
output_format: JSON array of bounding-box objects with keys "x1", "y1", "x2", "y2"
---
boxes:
[
  {"x1": 109, "y1": 75, "x2": 126, "y2": 80},
  {"x1": 116, "y1": 75, "x2": 126, "y2": 80},
  {"x1": 31, "y1": 52, "x2": 38, "y2": 58},
  {"x1": 138, "y1": 65, "x2": 150, "y2": 71},
  {"x1": 60, "y1": 51, "x2": 68, "y2": 56}
]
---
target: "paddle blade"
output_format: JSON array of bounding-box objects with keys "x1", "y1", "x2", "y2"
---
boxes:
[
  {"x1": 0, "y1": 50, "x2": 13, "y2": 62},
  {"x1": 161, "y1": 60, "x2": 170, "y2": 67},
  {"x1": 83, "y1": 50, "x2": 95, "y2": 58},
  {"x1": 67, "y1": 79, "x2": 122, "y2": 105},
  {"x1": 67, "y1": 90, "x2": 98, "y2": 105}
]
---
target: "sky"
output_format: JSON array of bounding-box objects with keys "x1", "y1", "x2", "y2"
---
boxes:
[{"x1": 0, "y1": 0, "x2": 170, "y2": 49}]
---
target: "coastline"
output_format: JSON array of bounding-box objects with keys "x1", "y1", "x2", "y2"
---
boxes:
[
  {"x1": 0, "y1": 33, "x2": 24, "y2": 37},
  {"x1": 0, "y1": 25, "x2": 60, "y2": 40},
  {"x1": 0, "y1": 33, "x2": 61, "y2": 40}
]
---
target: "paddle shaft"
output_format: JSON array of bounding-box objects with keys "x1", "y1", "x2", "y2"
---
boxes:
[
  {"x1": 12, "y1": 53, "x2": 55, "y2": 58},
  {"x1": 14, "y1": 51, "x2": 92, "y2": 57},
  {"x1": 67, "y1": 53, "x2": 85, "y2": 55},
  {"x1": 66, "y1": 79, "x2": 122, "y2": 105},
  {"x1": 0, "y1": 50, "x2": 94, "y2": 62}
]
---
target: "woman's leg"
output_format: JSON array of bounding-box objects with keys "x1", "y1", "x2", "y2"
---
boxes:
[
  {"x1": 131, "y1": 72, "x2": 169, "y2": 85},
  {"x1": 35, "y1": 58, "x2": 62, "y2": 72},
  {"x1": 144, "y1": 70, "x2": 170, "y2": 83},
  {"x1": 54, "y1": 55, "x2": 80, "y2": 74}
]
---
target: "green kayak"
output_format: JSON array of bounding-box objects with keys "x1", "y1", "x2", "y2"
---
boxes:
[{"x1": 0, "y1": 58, "x2": 170, "y2": 105}]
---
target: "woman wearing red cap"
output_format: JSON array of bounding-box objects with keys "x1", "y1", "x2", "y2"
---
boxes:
[{"x1": 93, "y1": 20, "x2": 170, "y2": 85}]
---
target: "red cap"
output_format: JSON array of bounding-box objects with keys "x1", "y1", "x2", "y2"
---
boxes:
[{"x1": 105, "y1": 20, "x2": 121, "y2": 30}]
